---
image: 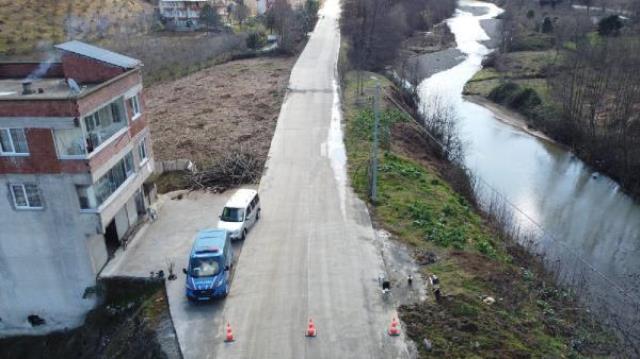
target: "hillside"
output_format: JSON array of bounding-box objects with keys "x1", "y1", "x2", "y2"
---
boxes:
[{"x1": 0, "y1": 0, "x2": 153, "y2": 56}]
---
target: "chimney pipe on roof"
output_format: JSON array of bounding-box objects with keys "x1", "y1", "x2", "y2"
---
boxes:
[{"x1": 22, "y1": 81, "x2": 34, "y2": 95}]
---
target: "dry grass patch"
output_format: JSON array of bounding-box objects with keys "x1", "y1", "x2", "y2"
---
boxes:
[{"x1": 146, "y1": 56, "x2": 295, "y2": 167}]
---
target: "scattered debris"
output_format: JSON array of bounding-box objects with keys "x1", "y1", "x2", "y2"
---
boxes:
[
  {"x1": 189, "y1": 150, "x2": 262, "y2": 192},
  {"x1": 149, "y1": 270, "x2": 165, "y2": 279},
  {"x1": 167, "y1": 261, "x2": 177, "y2": 281},
  {"x1": 429, "y1": 275, "x2": 442, "y2": 302},
  {"x1": 415, "y1": 250, "x2": 438, "y2": 265},
  {"x1": 458, "y1": 321, "x2": 478, "y2": 333},
  {"x1": 27, "y1": 315, "x2": 45, "y2": 327},
  {"x1": 423, "y1": 337, "x2": 432, "y2": 351}
]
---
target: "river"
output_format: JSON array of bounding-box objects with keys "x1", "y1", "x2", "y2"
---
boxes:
[{"x1": 417, "y1": 0, "x2": 640, "y2": 333}]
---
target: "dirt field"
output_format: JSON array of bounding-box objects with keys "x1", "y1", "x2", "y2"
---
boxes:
[{"x1": 145, "y1": 56, "x2": 295, "y2": 167}]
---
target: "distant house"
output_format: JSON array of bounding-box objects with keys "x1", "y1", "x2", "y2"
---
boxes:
[
  {"x1": 159, "y1": 0, "x2": 234, "y2": 29},
  {"x1": 255, "y1": 0, "x2": 275, "y2": 15},
  {"x1": 159, "y1": 0, "x2": 210, "y2": 29}
]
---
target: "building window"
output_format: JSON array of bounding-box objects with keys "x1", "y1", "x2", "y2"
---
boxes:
[
  {"x1": 76, "y1": 185, "x2": 98, "y2": 210},
  {"x1": 138, "y1": 138, "x2": 148, "y2": 164},
  {"x1": 0, "y1": 128, "x2": 29, "y2": 155},
  {"x1": 80, "y1": 151, "x2": 135, "y2": 209},
  {"x1": 10, "y1": 183, "x2": 42, "y2": 209},
  {"x1": 54, "y1": 127, "x2": 86, "y2": 157},
  {"x1": 128, "y1": 94, "x2": 141, "y2": 119},
  {"x1": 124, "y1": 151, "x2": 135, "y2": 176},
  {"x1": 84, "y1": 98, "x2": 127, "y2": 154}
]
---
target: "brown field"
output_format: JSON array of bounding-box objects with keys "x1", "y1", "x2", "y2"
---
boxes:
[{"x1": 145, "y1": 56, "x2": 295, "y2": 167}]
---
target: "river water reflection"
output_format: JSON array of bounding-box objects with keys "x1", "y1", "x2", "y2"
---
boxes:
[{"x1": 417, "y1": 0, "x2": 640, "y2": 324}]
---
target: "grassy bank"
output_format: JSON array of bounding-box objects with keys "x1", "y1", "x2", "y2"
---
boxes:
[
  {"x1": 342, "y1": 71, "x2": 617, "y2": 357},
  {"x1": 463, "y1": 49, "x2": 558, "y2": 129}
]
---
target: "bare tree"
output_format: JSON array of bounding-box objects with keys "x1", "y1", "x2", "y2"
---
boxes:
[
  {"x1": 200, "y1": 4, "x2": 222, "y2": 32},
  {"x1": 550, "y1": 35, "x2": 640, "y2": 196},
  {"x1": 421, "y1": 95, "x2": 464, "y2": 163},
  {"x1": 233, "y1": 0, "x2": 250, "y2": 26}
]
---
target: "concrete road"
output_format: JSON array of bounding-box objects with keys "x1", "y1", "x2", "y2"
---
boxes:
[
  {"x1": 210, "y1": 0, "x2": 413, "y2": 357},
  {"x1": 101, "y1": 190, "x2": 252, "y2": 359},
  {"x1": 102, "y1": 191, "x2": 240, "y2": 278},
  {"x1": 102, "y1": 0, "x2": 414, "y2": 357}
]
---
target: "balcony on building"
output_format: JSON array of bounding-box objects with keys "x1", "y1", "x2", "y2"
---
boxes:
[{"x1": 53, "y1": 97, "x2": 129, "y2": 158}]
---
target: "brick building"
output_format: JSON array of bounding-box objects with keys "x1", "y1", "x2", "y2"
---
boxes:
[
  {"x1": 159, "y1": 0, "x2": 211, "y2": 29},
  {"x1": 0, "y1": 41, "x2": 155, "y2": 335}
]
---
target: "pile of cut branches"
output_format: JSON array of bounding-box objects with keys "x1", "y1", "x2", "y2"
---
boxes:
[{"x1": 189, "y1": 150, "x2": 264, "y2": 192}]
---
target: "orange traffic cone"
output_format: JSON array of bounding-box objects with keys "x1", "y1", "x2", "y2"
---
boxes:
[
  {"x1": 225, "y1": 322, "x2": 235, "y2": 342},
  {"x1": 305, "y1": 318, "x2": 317, "y2": 337},
  {"x1": 388, "y1": 317, "x2": 401, "y2": 336}
]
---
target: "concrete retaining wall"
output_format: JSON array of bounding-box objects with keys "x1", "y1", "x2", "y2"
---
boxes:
[{"x1": 154, "y1": 159, "x2": 195, "y2": 175}]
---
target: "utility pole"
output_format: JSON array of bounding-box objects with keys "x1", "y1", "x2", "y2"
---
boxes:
[{"x1": 370, "y1": 81, "x2": 380, "y2": 204}]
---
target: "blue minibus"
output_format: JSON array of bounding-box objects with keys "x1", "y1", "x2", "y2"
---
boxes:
[{"x1": 182, "y1": 229, "x2": 233, "y2": 301}]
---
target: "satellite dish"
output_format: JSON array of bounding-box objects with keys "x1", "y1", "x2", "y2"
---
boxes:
[{"x1": 68, "y1": 78, "x2": 81, "y2": 94}]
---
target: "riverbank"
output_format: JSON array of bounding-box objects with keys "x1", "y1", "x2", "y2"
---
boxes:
[
  {"x1": 464, "y1": 0, "x2": 640, "y2": 200},
  {"x1": 464, "y1": 95, "x2": 557, "y2": 144},
  {"x1": 338, "y1": 0, "x2": 625, "y2": 355},
  {"x1": 341, "y1": 69, "x2": 618, "y2": 357},
  {"x1": 410, "y1": 0, "x2": 640, "y2": 354}
]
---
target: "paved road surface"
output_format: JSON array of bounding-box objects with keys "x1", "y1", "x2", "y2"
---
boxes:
[
  {"x1": 102, "y1": 0, "x2": 414, "y2": 357},
  {"x1": 210, "y1": 0, "x2": 412, "y2": 357}
]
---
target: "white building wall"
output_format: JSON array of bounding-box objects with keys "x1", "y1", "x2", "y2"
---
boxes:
[
  {"x1": 0, "y1": 173, "x2": 103, "y2": 337},
  {"x1": 256, "y1": 0, "x2": 267, "y2": 15},
  {"x1": 0, "y1": 157, "x2": 153, "y2": 336},
  {"x1": 86, "y1": 233, "x2": 108, "y2": 274}
]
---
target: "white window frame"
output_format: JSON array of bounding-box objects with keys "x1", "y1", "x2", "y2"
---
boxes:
[
  {"x1": 129, "y1": 94, "x2": 142, "y2": 121},
  {"x1": 0, "y1": 128, "x2": 29, "y2": 156},
  {"x1": 10, "y1": 183, "x2": 43, "y2": 210},
  {"x1": 124, "y1": 151, "x2": 135, "y2": 176},
  {"x1": 138, "y1": 138, "x2": 148, "y2": 166}
]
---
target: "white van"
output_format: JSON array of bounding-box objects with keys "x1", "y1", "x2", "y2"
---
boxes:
[{"x1": 217, "y1": 189, "x2": 261, "y2": 240}]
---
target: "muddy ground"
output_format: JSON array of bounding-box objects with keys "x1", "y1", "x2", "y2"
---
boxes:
[{"x1": 146, "y1": 56, "x2": 295, "y2": 167}]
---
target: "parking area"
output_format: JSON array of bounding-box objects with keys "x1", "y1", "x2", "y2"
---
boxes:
[{"x1": 101, "y1": 187, "x2": 256, "y2": 358}]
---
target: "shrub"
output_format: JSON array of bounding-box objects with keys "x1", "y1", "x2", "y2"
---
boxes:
[
  {"x1": 511, "y1": 33, "x2": 554, "y2": 51},
  {"x1": 200, "y1": 4, "x2": 221, "y2": 31},
  {"x1": 526, "y1": 9, "x2": 535, "y2": 19},
  {"x1": 246, "y1": 31, "x2": 266, "y2": 50},
  {"x1": 541, "y1": 16, "x2": 553, "y2": 33},
  {"x1": 475, "y1": 239, "x2": 496, "y2": 257},
  {"x1": 509, "y1": 87, "x2": 542, "y2": 111},
  {"x1": 598, "y1": 15, "x2": 623, "y2": 37},
  {"x1": 488, "y1": 81, "x2": 521, "y2": 104},
  {"x1": 489, "y1": 83, "x2": 544, "y2": 127}
]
